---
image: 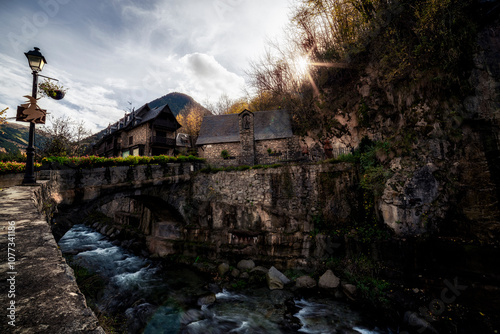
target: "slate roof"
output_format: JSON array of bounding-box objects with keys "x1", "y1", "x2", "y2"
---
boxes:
[
  {"x1": 101, "y1": 103, "x2": 178, "y2": 138},
  {"x1": 196, "y1": 109, "x2": 293, "y2": 145},
  {"x1": 140, "y1": 104, "x2": 164, "y2": 123}
]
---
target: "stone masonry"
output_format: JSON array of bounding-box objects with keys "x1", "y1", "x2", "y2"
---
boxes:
[{"x1": 0, "y1": 185, "x2": 104, "y2": 334}]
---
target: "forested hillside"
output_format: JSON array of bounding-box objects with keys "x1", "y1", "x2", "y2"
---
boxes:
[{"x1": 0, "y1": 122, "x2": 48, "y2": 154}]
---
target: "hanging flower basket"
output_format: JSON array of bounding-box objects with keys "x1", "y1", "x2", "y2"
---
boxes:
[
  {"x1": 38, "y1": 79, "x2": 68, "y2": 100},
  {"x1": 51, "y1": 90, "x2": 65, "y2": 100}
]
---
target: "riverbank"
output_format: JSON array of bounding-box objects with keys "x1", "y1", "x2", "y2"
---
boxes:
[
  {"x1": 0, "y1": 185, "x2": 104, "y2": 334},
  {"x1": 86, "y1": 216, "x2": 500, "y2": 334},
  {"x1": 58, "y1": 224, "x2": 389, "y2": 334}
]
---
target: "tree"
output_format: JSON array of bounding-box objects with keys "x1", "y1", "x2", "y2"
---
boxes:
[
  {"x1": 0, "y1": 107, "x2": 7, "y2": 125},
  {"x1": 225, "y1": 98, "x2": 249, "y2": 114},
  {"x1": 0, "y1": 107, "x2": 8, "y2": 135},
  {"x1": 247, "y1": 91, "x2": 283, "y2": 112},
  {"x1": 36, "y1": 116, "x2": 92, "y2": 158},
  {"x1": 203, "y1": 93, "x2": 235, "y2": 115},
  {"x1": 71, "y1": 120, "x2": 93, "y2": 156},
  {"x1": 176, "y1": 105, "x2": 207, "y2": 147}
]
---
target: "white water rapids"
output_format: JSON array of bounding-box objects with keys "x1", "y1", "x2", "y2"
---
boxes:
[{"x1": 59, "y1": 225, "x2": 390, "y2": 334}]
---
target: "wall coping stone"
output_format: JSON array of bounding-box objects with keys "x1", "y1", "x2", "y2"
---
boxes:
[{"x1": 0, "y1": 185, "x2": 104, "y2": 333}]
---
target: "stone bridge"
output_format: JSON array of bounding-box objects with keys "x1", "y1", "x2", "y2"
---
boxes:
[
  {"x1": 37, "y1": 162, "x2": 204, "y2": 241},
  {"x1": 35, "y1": 162, "x2": 359, "y2": 269},
  {"x1": 40, "y1": 162, "x2": 203, "y2": 207}
]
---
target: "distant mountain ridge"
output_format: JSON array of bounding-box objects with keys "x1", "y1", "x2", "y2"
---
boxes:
[
  {"x1": 147, "y1": 92, "x2": 206, "y2": 116},
  {"x1": 0, "y1": 123, "x2": 47, "y2": 153}
]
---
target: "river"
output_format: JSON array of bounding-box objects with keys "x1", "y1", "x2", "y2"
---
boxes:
[{"x1": 58, "y1": 225, "x2": 391, "y2": 334}]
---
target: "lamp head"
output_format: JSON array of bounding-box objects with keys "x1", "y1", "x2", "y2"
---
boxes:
[{"x1": 24, "y1": 47, "x2": 47, "y2": 72}]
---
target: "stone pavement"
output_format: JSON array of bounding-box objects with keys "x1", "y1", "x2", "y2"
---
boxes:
[{"x1": 0, "y1": 185, "x2": 104, "y2": 334}]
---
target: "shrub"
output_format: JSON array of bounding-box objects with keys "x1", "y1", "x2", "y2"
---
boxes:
[
  {"x1": 360, "y1": 166, "x2": 393, "y2": 197},
  {"x1": 41, "y1": 155, "x2": 204, "y2": 169},
  {"x1": 0, "y1": 161, "x2": 42, "y2": 174}
]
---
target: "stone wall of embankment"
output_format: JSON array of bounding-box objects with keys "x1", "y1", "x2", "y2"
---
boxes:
[
  {"x1": 24, "y1": 162, "x2": 358, "y2": 269},
  {"x1": 0, "y1": 184, "x2": 104, "y2": 334},
  {"x1": 69, "y1": 163, "x2": 361, "y2": 269}
]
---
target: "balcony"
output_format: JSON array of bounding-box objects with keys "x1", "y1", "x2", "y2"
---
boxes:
[{"x1": 151, "y1": 136, "x2": 176, "y2": 147}]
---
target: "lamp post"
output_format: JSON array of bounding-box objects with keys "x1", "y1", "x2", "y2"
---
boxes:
[{"x1": 22, "y1": 47, "x2": 47, "y2": 185}]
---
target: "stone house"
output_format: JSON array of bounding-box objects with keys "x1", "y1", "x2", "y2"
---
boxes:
[
  {"x1": 196, "y1": 109, "x2": 300, "y2": 165},
  {"x1": 94, "y1": 103, "x2": 181, "y2": 157}
]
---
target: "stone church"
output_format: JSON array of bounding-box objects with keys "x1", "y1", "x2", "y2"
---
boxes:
[{"x1": 196, "y1": 109, "x2": 300, "y2": 166}]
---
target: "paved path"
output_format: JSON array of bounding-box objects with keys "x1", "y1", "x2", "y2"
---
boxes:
[{"x1": 0, "y1": 185, "x2": 104, "y2": 334}]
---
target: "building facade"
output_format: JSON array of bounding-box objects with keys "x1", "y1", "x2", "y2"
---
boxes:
[
  {"x1": 94, "y1": 103, "x2": 181, "y2": 157},
  {"x1": 196, "y1": 109, "x2": 300, "y2": 166}
]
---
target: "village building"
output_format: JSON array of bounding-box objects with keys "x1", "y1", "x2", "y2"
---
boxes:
[
  {"x1": 94, "y1": 103, "x2": 181, "y2": 157},
  {"x1": 196, "y1": 109, "x2": 300, "y2": 166}
]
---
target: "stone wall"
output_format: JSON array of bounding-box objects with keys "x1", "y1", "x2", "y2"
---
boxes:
[
  {"x1": 160, "y1": 163, "x2": 357, "y2": 268},
  {"x1": 41, "y1": 162, "x2": 203, "y2": 207},
  {"x1": 43, "y1": 162, "x2": 357, "y2": 269},
  {"x1": 255, "y1": 138, "x2": 287, "y2": 155},
  {"x1": 255, "y1": 136, "x2": 301, "y2": 163},
  {"x1": 0, "y1": 185, "x2": 104, "y2": 333},
  {"x1": 118, "y1": 124, "x2": 151, "y2": 156},
  {"x1": 0, "y1": 172, "x2": 39, "y2": 187},
  {"x1": 198, "y1": 142, "x2": 240, "y2": 164},
  {"x1": 198, "y1": 137, "x2": 301, "y2": 167}
]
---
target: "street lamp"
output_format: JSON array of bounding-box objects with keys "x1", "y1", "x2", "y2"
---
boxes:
[
  {"x1": 25, "y1": 47, "x2": 47, "y2": 72},
  {"x1": 22, "y1": 47, "x2": 47, "y2": 184}
]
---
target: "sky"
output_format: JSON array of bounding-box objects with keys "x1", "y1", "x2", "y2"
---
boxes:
[{"x1": 0, "y1": 0, "x2": 292, "y2": 133}]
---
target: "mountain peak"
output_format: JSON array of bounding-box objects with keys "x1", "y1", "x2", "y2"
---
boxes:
[{"x1": 147, "y1": 92, "x2": 206, "y2": 116}]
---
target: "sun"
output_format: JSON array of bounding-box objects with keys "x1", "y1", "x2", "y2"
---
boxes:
[{"x1": 293, "y1": 55, "x2": 310, "y2": 80}]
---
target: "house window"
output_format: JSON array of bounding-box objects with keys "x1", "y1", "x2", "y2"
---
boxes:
[
  {"x1": 122, "y1": 150, "x2": 130, "y2": 158},
  {"x1": 129, "y1": 136, "x2": 133, "y2": 145}
]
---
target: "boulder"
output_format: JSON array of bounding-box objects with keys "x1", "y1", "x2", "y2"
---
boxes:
[
  {"x1": 266, "y1": 266, "x2": 291, "y2": 290},
  {"x1": 342, "y1": 283, "x2": 357, "y2": 300},
  {"x1": 197, "y1": 293, "x2": 216, "y2": 306},
  {"x1": 318, "y1": 270, "x2": 340, "y2": 289},
  {"x1": 250, "y1": 266, "x2": 269, "y2": 275},
  {"x1": 249, "y1": 266, "x2": 268, "y2": 285},
  {"x1": 125, "y1": 303, "x2": 157, "y2": 333},
  {"x1": 218, "y1": 263, "x2": 230, "y2": 276},
  {"x1": 231, "y1": 268, "x2": 240, "y2": 278},
  {"x1": 267, "y1": 274, "x2": 284, "y2": 290},
  {"x1": 295, "y1": 275, "x2": 317, "y2": 289},
  {"x1": 237, "y1": 259, "x2": 256, "y2": 271}
]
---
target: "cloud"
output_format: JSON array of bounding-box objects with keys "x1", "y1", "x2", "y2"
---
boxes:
[
  {"x1": 179, "y1": 53, "x2": 245, "y2": 101},
  {"x1": 0, "y1": 0, "x2": 292, "y2": 135},
  {"x1": 0, "y1": 53, "x2": 124, "y2": 134}
]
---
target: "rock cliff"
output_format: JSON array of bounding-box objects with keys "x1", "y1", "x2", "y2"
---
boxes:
[{"x1": 300, "y1": 17, "x2": 500, "y2": 243}]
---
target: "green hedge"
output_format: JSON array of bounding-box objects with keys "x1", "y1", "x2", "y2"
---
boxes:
[
  {"x1": 0, "y1": 161, "x2": 42, "y2": 174},
  {"x1": 41, "y1": 155, "x2": 205, "y2": 169}
]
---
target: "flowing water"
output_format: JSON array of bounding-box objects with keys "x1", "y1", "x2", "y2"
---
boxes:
[{"x1": 59, "y1": 225, "x2": 391, "y2": 334}]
